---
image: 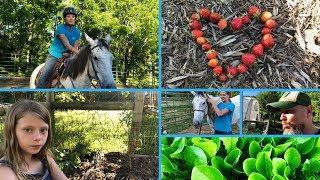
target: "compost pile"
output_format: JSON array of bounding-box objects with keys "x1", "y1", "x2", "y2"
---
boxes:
[
  {"x1": 70, "y1": 152, "x2": 158, "y2": 179},
  {"x1": 162, "y1": 0, "x2": 320, "y2": 88}
]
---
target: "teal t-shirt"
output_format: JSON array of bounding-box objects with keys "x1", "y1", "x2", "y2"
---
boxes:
[
  {"x1": 48, "y1": 24, "x2": 81, "y2": 59},
  {"x1": 214, "y1": 102, "x2": 235, "y2": 132}
]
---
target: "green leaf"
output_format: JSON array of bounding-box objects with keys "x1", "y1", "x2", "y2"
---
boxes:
[
  {"x1": 262, "y1": 143, "x2": 274, "y2": 152},
  {"x1": 211, "y1": 138, "x2": 221, "y2": 150},
  {"x1": 221, "y1": 137, "x2": 238, "y2": 154},
  {"x1": 192, "y1": 138, "x2": 218, "y2": 159},
  {"x1": 183, "y1": 146, "x2": 207, "y2": 169},
  {"x1": 162, "y1": 138, "x2": 185, "y2": 157},
  {"x1": 249, "y1": 141, "x2": 261, "y2": 158},
  {"x1": 211, "y1": 156, "x2": 226, "y2": 172},
  {"x1": 161, "y1": 154, "x2": 179, "y2": 175},
  {"x1": 308, "y1": 147, "x2": 320, "y2": 160},
  {"x1": 170, "y1": 138, "x2": 186, "y2": 159},
  {"x1": 272, "y1": 158, "x2": 287, "y2": 176},
  {"x1": 243, "y1": 158, "x2": 257, "y2": 176},
  {"x1": 296, "y1": 138, "x2": 316, "y2": 155},
  {"x1": 284, "y1": 147, "x2": 301, "y2": 170},
  {"x1": 191, "y1": 165, "x2": 225, "y2": 180},
  {"x1": 272, "y1": 174, "x2": 286, "y2": 180},
  {"x1": 284, "y1": 166, "x2": 291, "y2": 179},
  {"x1": 303, "y1": 159, "x2": 312, "y2": 177},
  {"x1": 274, "y1": 141, "x2": 294, "y2": 156},
  {"x1": 225, "y1": 148, "x2": 241, "y2": 166},
  {"x1": 256, "y1": 151, "x2": 273, "y2": 178},
  {"x1": 248, "y1": 172, "x2": 267, "y2": 180}
]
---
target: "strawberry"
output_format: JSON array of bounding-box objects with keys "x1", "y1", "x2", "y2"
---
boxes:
[
  {"x1": 241, "y1": 53, "x2": 256, "y2": 67},
  {"x1": 237, "y1": 64, "x2": 248, "y2": 74},
  {"x1": 213, "y1": 66, "x2": 223, "y2": 76},
  {"x1": 209, "y1": 12, "x2": 221, "y2": 23},
  {"x1": 231, "y1": 17, "x2": 243, "y2": 30},
  {"x1": 261, "y1": 27, "x2": 271, "y2": 35},
  {"x1": 208, "y1": 58, "x2": 219, "y2": 68},
  {"x1": 206, "y1": 50, "x2": 218, "y2": 60},
  {"x1": 199, "y1": 8, "x2": 211, "y2": 20},
  {"x1": 261, "y1": 34, "x2": 275, "y2": 49},
  {"x1": 241, "y1": 14, "x2": 250, "y2": 24},
  {"x1": 191, "y1": 30, "x2": 203, "y2": 39},
  {"x1": 191, "y1": 12, "x2": 200, "y2": 21},
  {"x1": 261, "y1": 11, "x2": 272, "y2": 22},
  {"x1": 227, "y1": 66, "x2": 238, "y2": 78},
  {"x1": 189, "y1": 20, "x2": 202, "y2": 30},
  {"x1": 196, "y1": 37, "x2": 207, "y2": 45},
  {"x1": 265, "y1": 19, "x2": 277, "y2": 29},
  {"x1": 248, "y1": 6, "x2": 261, "y2": 18},
  {"x1": 252, "y1": 44, "x2": 264, "y2": 57},
  {"x1": 202, "y1": 43, "x2": 212, "y2": 51},
  {"x1": 218, "y1": 19, "x2": 228, "y2": 30},
  {"x1": 218, "y1": 73, "x2": 228, "y2": 82}
]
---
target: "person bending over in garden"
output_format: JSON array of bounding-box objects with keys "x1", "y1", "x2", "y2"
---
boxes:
[
  {"x1": 37, "y1": 7, "x2": 81, "y2": 88},
  {"x1": 207, "y1": 91, "x2": 235, "y2": 135},
  {"x1": 267, "y1": 92, "x2": 320, "y2": 135},
  {"x1": 0, "y1": 100, "x2": 67, "y2": 179}
]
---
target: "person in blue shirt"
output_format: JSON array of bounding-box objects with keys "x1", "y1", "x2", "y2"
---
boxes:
[
  {"x1": 37, "y1": 7, "x2": 81, "y2": 88},
  {"x1": 208, "y1": 91, "x2": 235, "y2": 134}
]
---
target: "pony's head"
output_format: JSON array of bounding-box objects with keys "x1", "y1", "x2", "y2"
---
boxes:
[
  {"x1": 191, "y1": 91, "x2": 208, "y2": 128},
  {"x1": 84, "y1": 33, "x2": 116, "y2": 88}
]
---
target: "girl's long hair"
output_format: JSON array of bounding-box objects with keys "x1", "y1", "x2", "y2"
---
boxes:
[{"x1": 1, "y1": 100, "x2": 52, "y2": 179}]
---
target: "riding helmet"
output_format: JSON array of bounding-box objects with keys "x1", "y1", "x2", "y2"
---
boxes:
[{"x1": 63, "y1": 7, "x2": 77, "y2": 17}]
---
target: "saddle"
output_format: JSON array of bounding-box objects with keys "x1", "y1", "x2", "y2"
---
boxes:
[{"x1": 35, "y1": 57, "x2": 68, "y2": 88}]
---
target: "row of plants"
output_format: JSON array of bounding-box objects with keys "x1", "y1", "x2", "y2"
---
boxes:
[{"x1": 162, "y1": 137, "x2": 320, "y2": 179}]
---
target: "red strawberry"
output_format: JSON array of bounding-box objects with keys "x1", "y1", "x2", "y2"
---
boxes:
[
  {"x1": 189, "y1": 20, "x2": 202, "y2": 30},
  {"x1": 218, "y1": 74, "x2": 228, "y2": 82},
  {"x1": 252, "y1": 44, "x2": 264, "y2": 57},
  {"x1": 191, "y1": 12, "x2": 200, "y2": 20},
  {"x1": 237, "y1": 64, "x2": 248, "y2": 74},
  {"x1": 261, "y1": 34, "x2": 275, "y2": 49},
  {"x1": 202, "y1": 43, "x2": 212, "y2": 51},
  {"x1": 241, "y1": 53, "x2": 256, "y2": 67},
  {"x1": 206, "y1": 50, "x2": 218, "y2": 60},
  {"x1": 261, "y1": 27, "x2": 271, "y2": 35},
  {"x1": 209, "y1": 12, "x2": 221, "y2": 23},
  {"x1": 213, "y1": 66, "x2": 223, "y2": 76},
  {"x1": 231, "y1": 17, "x2": 243, "y2": 30},
  {"x1": 265, "y1": 19, "x2": 277, "y2": 29},
  {"x1": 241, "y1": 14, "x2": 250, "y2": 24},
  {"x1": 218, "y1": 19, "x2": 228, "y2": 30},
  {"x1": 191, "y1": 30, "x2": 203, "y2": 39},
  {"x1": 227, "y1": 66, "x2": 238, "y2": 78},
  {"x1": 199, "y1": 8, "x2": 211, "y2": 20},
  {"x1": 261, "y1": 11, "x2": 272, "y2": 22},
  {"x1": 208, "y1": 58, "x2": 219, "y2": 68},
  {"x1": 196, "y1": 37, "x2": 207, "y2": 45},
  {"x1": 248, "y1": 6, "x2": 261, "y2": 18}
]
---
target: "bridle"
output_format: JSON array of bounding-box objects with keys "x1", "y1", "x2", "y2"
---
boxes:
[{"x1": 193, "y1": 96, "x2": 209, "y2": 134}]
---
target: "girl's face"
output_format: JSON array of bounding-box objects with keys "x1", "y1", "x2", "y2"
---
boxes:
[
  {"x1": 219, "y1": 92, "x2": 230, "y2": 102},
  {"x1": 64, "y1": 14, "x2": 76, "y2": 25},
  {"x1": 15, "y1": 113, "x2": 49, "y2": 156}
]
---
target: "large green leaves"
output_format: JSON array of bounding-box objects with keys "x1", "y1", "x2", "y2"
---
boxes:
[
  {"x1": 284, "y1": 147, "x2": 301, "y2": 170},
  {"x1": 183, "y1": 146, "x2": 207, "y2": 168},
  {"x1": 191, "y1": 165, "x2": 225, "y2": 180},
  {"x1": 256, "y1": 151, "x2": 273, "y2": 178}
]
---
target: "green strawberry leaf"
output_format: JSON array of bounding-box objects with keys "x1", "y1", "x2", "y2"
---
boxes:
[
  {"x1": 243, "y1": 158, "x2": 257, "y2": 176},
  {"x1": 256, "y1": 151, "x2": 273, "y2": 178},
  {"x1": 249, "y1": 141, "x2": 261, "y2": 158},
  {"x1": 248, "y1": 172, "x2": 267, "y2": 180},
  {"x1": 284, "y1": 147, "x2": 301, "y2": 170},
  {"x1": 191, "y1": 165, "x2": 225, "y2": 180},
  {"x1": 272, "y1": 158, "x2": 287, "y2": 176},
  {"x1": 183, "y1": 146, "x2": 207, "y2": 169}
]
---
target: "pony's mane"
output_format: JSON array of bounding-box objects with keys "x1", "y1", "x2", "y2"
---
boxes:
[{"x1": 61, "y1": 45, "x2": 91, "y2": 79}]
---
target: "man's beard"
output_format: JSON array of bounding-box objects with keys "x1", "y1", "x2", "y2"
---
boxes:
[{"x1": 283, "y1": 124, "x2": 304, "y2": 135}]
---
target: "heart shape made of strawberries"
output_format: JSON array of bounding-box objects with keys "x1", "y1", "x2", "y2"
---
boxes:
[{"x1": 189, "y1": 5, "x2": 277, "y2": 82}]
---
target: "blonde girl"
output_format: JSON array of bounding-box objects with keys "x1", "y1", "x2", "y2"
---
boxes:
[{"x1": 0, "y1": 100, "x2": 67, "y2": 179}]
